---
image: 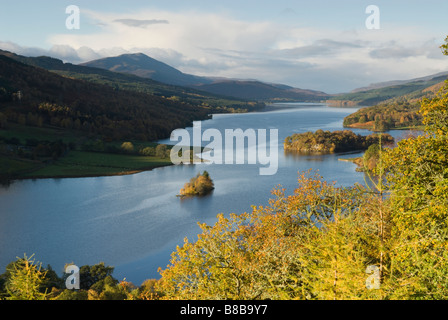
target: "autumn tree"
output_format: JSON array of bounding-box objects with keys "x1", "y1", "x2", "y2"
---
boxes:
[
  {"x1": 156, "y1": 144, "x2": 168, "y2": 158},
  {"x1": 121, "y1": 141, "x2": 135, "y2": 153},
  {"x1": 178, "y1": 171, "x2": 214, "y2": 197},
  {"x1": 159, "y1": 171, "x2": 389, "y2": 300},
  {"x1": 441, "y1": 36, "x2": 448, "y2": 56},
  {"x1": 383, "y1": 75, "x2": 448, "y2": 297}
]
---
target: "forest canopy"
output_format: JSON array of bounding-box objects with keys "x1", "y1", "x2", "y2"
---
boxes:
[{"x1": 343, "y1": 100, "x2": 423, "y2": 131}]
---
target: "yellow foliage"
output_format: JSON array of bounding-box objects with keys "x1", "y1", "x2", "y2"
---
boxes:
[
  {"x1": 159, "y1": 171, "x2": 389, "y2": 300},
  {"x1": 178, "y1": 171, "x2": 214, "y2": 197}
]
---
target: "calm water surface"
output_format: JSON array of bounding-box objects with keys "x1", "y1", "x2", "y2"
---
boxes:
[{"x1": 0, "y1": 103, "x2": 412, "y2": 285}]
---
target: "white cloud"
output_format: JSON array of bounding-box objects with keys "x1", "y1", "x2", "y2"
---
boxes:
[
  {"x1": 0, "y1": 41, "x2": 48, "y2": 57},
  {"x1": 0, "y1": 41, "x2": 102, "y2": 64},
  {"x1": 113, "y1": 19, "x2": 169, "y2": 28},
  {"x1": 49, "y1": 45, "x2": 80, "y2": 61},
  {"x1": 76, "y1": 46, "x2": 102, "y2": 61},
  {"x1": 48, "y1": 9, "x2": 284, "y2": 61},
  {"x1": 3, "y1": 8, "x2": 447, "y2": 93}
]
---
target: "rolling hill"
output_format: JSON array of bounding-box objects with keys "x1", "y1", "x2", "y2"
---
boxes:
[
  {"x1": 82, "y1": 53, "x2": 331, "y2": 102},
  {"x1": 0, "y1": 49, "x2": 262, "y2": 113},
  {"x1": 351, "y1": 71, "x2": 448, "y2": 93},
  {"x1": 327, "y1": 73, "x2": 448, "y2": 106},
  {"x1": 0, "y1": 53, "x2": 211, "y2": 141},
  {"x1": 193, "y1": 80, "x2": 329, "y2": 101},
  {"x1": 81, "y1": 52, "x2": 212, "y2": 87},
  {"x1": 340, "y1": 73, "x2": 448, "y2": 131}
]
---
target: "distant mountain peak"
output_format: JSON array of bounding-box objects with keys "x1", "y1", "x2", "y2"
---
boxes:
[
  {"x1": 115, "y1": 52, "x2": 158, "y2": 61},
  {"x1": 81, "y1": 52, "x2": 329, "y2": 101},
  {"x1": 81, "y1": 52, "x2": 210, "y2": 87}
]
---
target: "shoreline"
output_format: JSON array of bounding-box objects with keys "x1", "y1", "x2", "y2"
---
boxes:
[
  {"x1": 262, "y1": 101, "x2": 329, "y2": 112},
  {"x1": 2, "y1": 150, "x2": 177, "y2": 183},
  {"x1": 344, "y1": 122, "x2": 424, "y2": 131},
  {"x1": 12, "y1": 163, "x2": 175, "y2": 181}
]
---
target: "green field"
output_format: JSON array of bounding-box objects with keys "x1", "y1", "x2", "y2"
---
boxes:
[
  {"x1": 0, "y1": 155, "x2": 42, "y2": 176},
  {"x1": 0, "y1": 123, "x2": 80, "y2": 144},
  {"x1": 20, "y1": 150, "x2": 173, "y2": 179},
  {"x1": 0, "y1": 124, "x2": 175, "y2": 180}
]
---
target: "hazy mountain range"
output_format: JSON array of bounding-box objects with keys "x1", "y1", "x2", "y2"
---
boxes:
[
  {"x1": 351, "y1": 71, "x2": 448, "y2": 93},
  {"x1": 1, "y1": 48, "x2": 447, "y2": 105},
  {"x1": 327, "y1": 72, "x2": 448, "y2": 106},
  {"x1": 0, "y1": 49, "x2": 265, "y2": 113},
  {"x1": 80, "y1": 52, "x2": 448, "y2": 105},
  {"x1": 81, "y1": 53, "x2": 330, "y2": 102}
]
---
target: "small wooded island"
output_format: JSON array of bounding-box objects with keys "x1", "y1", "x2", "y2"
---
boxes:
[
  {"x1": 178, "y1": 171, "x2": 215, "y2": 197},
  {"x1": 284, "y1": 129, "x2": 394, "y2": 154}
]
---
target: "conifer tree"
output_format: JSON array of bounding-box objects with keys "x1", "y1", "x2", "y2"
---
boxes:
[{"x1": 4, "y1": 254, "x2": 48, "y2": 300}]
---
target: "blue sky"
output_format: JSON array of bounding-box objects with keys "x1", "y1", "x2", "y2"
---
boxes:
[{"x1": 1, "y1": 0, "x2": 447, "y2": 93}]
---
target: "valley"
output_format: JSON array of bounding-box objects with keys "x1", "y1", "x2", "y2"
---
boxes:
[{"x1": 1, "y1": 48, "x2": 446, "y2": 181}]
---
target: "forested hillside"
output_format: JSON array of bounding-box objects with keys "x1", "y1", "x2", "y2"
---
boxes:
[
  {"x1": 340, "y1": 78, "x2": 448, "y2": 131},
  {"x1": 0, "y1": 54, "x2": 215, "y2": 180},
  {"x1": 0, "y1": 50, "x2": 263, "y2": 114},
  {"x1": 341, "y1": 75, "x2": 448, "y2": 131},
  {"x1": 343, "y1": 100, "x2": 423, "y2": 131},
  {"x1": 0, "y1": 54, "x2": 210, "y2": 141},
  {"x1": 327, "y1": 74, "x2": 448, "y2": 107}
]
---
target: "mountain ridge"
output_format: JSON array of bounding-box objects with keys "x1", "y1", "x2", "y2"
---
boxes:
[
  {"x1": 81, "y1": 52, "x2": 331, "y2": 102},
  {"x1": 351, "y1": 71, "x2": 448, "y2": 93},
  {"x1": 81, "y1": 52, "x2": 212, "y2": 87},
  {"x1": 3, "y1": 49, "x2": 447, "y2": 106},
  {"x1": 0, "y1": 49, "x2": 265, "y2": 113},
  {"x1": 328, "y1": 73, "x2": 448, "y2": 107}
]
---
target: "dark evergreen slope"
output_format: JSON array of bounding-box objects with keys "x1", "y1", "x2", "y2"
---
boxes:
[
  {"x1": 0, "y1": 54, "x2": 210, "y2": 141},
  {"x1": 0, "y1": 49, "x2": 261, "y2": 112}
]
